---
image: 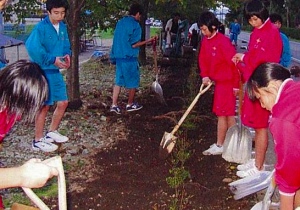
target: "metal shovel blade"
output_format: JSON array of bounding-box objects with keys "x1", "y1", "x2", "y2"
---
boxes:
[
  {"x1": 237, "y1": 125, "x2": 252, "y2": 163},
  {"x1": 159, "y1": 132, "x2": 177, "y2": 159},
  {"x1": 222, "y1": 123, "x2": 252, "y2": 164},
  {"x1": 151, "y1": 77, "x2": 166, "y2": 105},
  {"x1": 251, "y1": 201, "x2": 280, "y2": 210},
  {"x1": 222, "y1": 125, "x2": 239, "y2": 163},
  {"x1": 251, "y1": 202, "x2": 267, "y2": 210},
  {"x1": 158, "y1": 83, "x2": 213, "y2": 159}
]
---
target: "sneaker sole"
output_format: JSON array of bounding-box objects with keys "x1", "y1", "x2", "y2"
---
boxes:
[
  {"x1": 32, "y1": 145, "x2": 58, "y2": 152},
  {"x1": 202, "y1": 151, "x2": 223, "y2": 155},
  {"x1": 50, "y1": 138, "x2": 69, "y2": 143},
  {"x1": 46, "y1": 135, "x2": 69, "y2": 143},
  {"x1": 126, "y1": 107, "x2": 143, "y2": 112},
  {"x1": 110, "y1": 110, "x2": 121, "y2": 115}
]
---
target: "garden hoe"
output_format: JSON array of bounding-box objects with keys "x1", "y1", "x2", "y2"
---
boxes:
[
  {"x1": 222, "y1": 83, "x2": 252, "y2": 164},
  {"x1": 20, "y1": 156, "x2": 67, "y2": 210},
  {"x1": 151, "y1": 37, "x2": 166, "y2": 105},
  {"x1": 229, "y1": 169, "x2": 274, "y2": 200},
  {"x1": 159, "y1": 82, "x2": 212, "y2": 159}
]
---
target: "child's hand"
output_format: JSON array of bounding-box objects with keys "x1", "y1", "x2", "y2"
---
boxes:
[
  {"x1": 232, "y1": 53, "x2": 244, "y2": 64},
  {"x1": 233, "y1": 88, "x2": 239, "y2": 96},
  {"x1": 55, "y1": 56, "x2": 69, "y2": 69},
  {"x1": 149, "y1": 36, "x2": 158, "y2": 43},
  {"x1": 19, "y1": 158, "x2": 58, "y2": 188},
  {"x1": 63, "y1": 55, "x2": 71, "y2": 68},
  {"x1": 202, "y1": 77, "x2": 211, "y2": 85}
]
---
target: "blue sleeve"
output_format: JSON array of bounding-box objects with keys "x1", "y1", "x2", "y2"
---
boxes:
[
  {"x1": 25, "y1": 25, "x2": 56, "y2": 66},
  {"x1": 280, "y1": 33, "x2": 291, "y2": 68},
  {"x1": 130, "y1": 25, "x2": 142, "y2": 46}
]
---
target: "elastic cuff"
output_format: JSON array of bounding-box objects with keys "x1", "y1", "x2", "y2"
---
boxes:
[
  {"x1": 51, "y1": 57, "x2": 56, "y2": 64},
  {"x1": 241, "y1": 54, "x2": 245, "y2": 62},
  {"x1": 279, "y1": 190, "x2": 295, "y2": 196}
]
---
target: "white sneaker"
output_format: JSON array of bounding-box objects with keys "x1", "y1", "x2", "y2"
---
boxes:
[
  {"x1": 32, "y1": 138, "x2": 58, "y2": 152},
  {"x1": 46, "y1": 130, "x2": 69, "y2": 143},
  {"x1": 202, "y1": 143, "x2": 223, "y2": 155},
  {"x1": 237, "y1": 159, "x2": 255, "y2": 171},
  {"x1": 236, "y1": 165, "x2": 265, "y2": 178}
]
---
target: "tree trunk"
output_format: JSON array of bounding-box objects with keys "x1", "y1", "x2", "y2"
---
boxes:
[
  {"x1": 138, "y1": 0, "x2": 150, "y2": 65},
  {"x1": 65, "y1": 0, "x2": 85, "y2": 109}
]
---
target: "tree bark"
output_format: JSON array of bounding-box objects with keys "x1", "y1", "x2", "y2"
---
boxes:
[
  {"x1": 138, "y1": 0, "x2": 150, "y2": 65},
  {"x1": 65, "y1": 0, "x2": 85, "y2": 109}
]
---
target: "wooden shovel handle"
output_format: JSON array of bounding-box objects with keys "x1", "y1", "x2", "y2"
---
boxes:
[
  {"x1": 22, "y1": 156, "x2": 67, "y2": 210},
  {"x1": 171, "y1": 82, "x2": 213, "y2": 135},
  {"x1": 238, "y1": 81, "x2": 244, "y2": 116},
  {"x1": 152, "y1": 37, "x2": 158, "y2": 75}
]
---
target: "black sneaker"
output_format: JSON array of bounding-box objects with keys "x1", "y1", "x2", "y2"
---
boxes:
[
  {"x1": 110, "y1": 105, "x2": 121, "y2": 114},
  {"x1": 126, "y1": 103, "x2": 143, "y2": 112}
]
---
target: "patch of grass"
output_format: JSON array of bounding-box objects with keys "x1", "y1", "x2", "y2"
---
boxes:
[
  {"x1": 98, "y1": 28, "x2": 114, "y2": 39},
  {"x1": 3, "y1": 178, "x2": 58, "y2": 208},
  {"x1": 3, "y1": 192, "x2": 31, "y2": 207},
  {"x1": 33, "y1": 178, "x2": 58, "y2": 198},
  {"x1": 96, "y1": 27, "x2": 162, "y2": 39},
  {"x1": 150, "y1": 27, "x2": 163, "y2": 37}
]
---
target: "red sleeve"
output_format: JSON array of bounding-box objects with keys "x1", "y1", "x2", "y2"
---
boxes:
[
  {"x1": 237, "y1": 21, "x2": 282, "y2": 82},
  {"x1": 0, "y1": 110, "x2": 17, "y2": 142},
  {"x1": 270, "y1": 119, "x2": 300, "y2": 194},
  {"x1": 198, "y1": 38, "x2": 209, "y2": 78},
  {"x1": 219, "y1": 36, "x2": 240, "y2": 88}
]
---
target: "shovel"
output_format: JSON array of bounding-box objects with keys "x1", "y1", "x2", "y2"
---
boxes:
[
  {"x1": 222, "y1": 83, "x2": 252, "y2": 164},
  {"x1": 22, "y1": 156, "x2": 67, "y2": 210},
  {"x1": 251, "y1": 171, "x2": 277, "y2": 210},
  {"x1": 159, "y1": 82, "x2": 213, "y2": 159},
  {"x1": 151, "y1": 37, "x2": 166, "y2": 105},
  {"x1": 229, "y1": 170, "x2": 274, "y2": 200}
]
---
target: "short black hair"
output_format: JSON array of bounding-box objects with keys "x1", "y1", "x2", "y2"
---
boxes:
[
  {"x1": 244, "y1": 0, "x2": 269, "y2": 23},
  {"x1": 269, "y1": 13, "x2": 282, "y2": 24},
  {"x1": 198, "y1": 11, "x2": 221, "y2": 33},
  {"x1": 46, "y1": 0, "x2": 69, "y2": 12},
  {"x1": 128, "y1": 3, "x2": 143, "y2": 16}
]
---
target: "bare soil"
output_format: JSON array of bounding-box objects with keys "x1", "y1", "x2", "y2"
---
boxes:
[{"x1": 55, "y1": 51, "x2": 259, "y2": 210}]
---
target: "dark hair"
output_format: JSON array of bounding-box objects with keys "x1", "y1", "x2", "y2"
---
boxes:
[
  {"x1": 290, "y1": 65, "x2": 300, "y2": 76},
  {"x1": 0, "y1": 60, "x2": 48, "y2": 122},
  {"x1": 198, "y1": 11, "x2": 221, "y2": 33},
  {"x1": 246, "y1": 62, "x2": 291, "y2": 101},
  {"x1": 269, "y1": 13, "x2": 282, "y2": 24},
  {"x1": 244, "y1": 0, "x2": 269, "y2": 23},
  {"x1": 46, "y1": 0, "x2": 69, "y2": 12},
  {"x1": 173, "y1": 12, "x2": 180, "y2": 18},
  {"x1": 128, "y1": 3, "x2": 143, "y2": 16}
]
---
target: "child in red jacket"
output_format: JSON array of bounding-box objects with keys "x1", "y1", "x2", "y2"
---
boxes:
[
  {"x1": 246, "y1": 62, "x2": 300, "y2": 210},
  {"x1": 232, "y1": 0, "x2": 283, "y2": 178},
  {"x1": 0, "y1": 60, "x2": 59, "y2": 208},
  {"x1": 198, "y1": 11, "x2": 240, "y2": 155}
]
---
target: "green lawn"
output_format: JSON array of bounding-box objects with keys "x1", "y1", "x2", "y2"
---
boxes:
[
  {"x1": 99, "y1": 27, "x2": 162, "y2": 39},
  {"x1": 4, "y1": 25, "x2": 161, "y2": 41}
]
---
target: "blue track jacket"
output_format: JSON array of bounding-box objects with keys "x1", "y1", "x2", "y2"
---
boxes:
[
  {"x1": 25, "y1": 16, "x2": 71, "y2": 70},
  {"x1": 110, "y1": 16, "x2": 141, "y2": 61},
  {"x1": 280, "y1": 32, "x2": 291, "y2": 68}
]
